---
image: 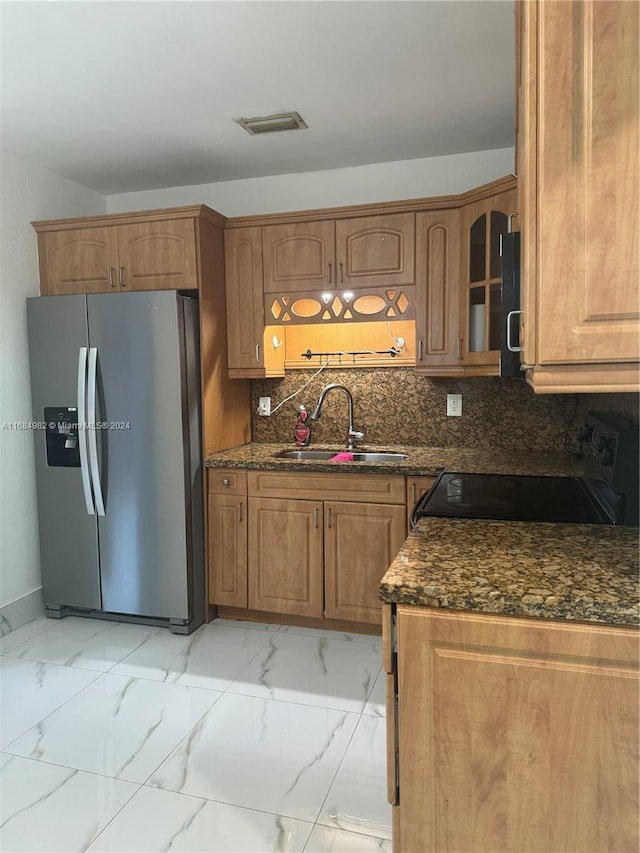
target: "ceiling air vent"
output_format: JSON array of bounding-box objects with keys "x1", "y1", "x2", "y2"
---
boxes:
[{"x1": 235, "y1": 111, "x2": 308, "y2": 135}]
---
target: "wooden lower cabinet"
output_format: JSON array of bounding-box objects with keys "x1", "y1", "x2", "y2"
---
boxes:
[
  {"x1": 208, "y1": 493, "x2": 247, "y2": 608},
  {"x1": 209, "y1": 470, "x2": 407, "y2": 626},
  {"x1": 324, "y1": 501, "x2": 406, "y2": 623},
  {"x1": 388, "y1": 605, "x2": 640, "y2": 853},
  {"x1": 208, "y1": 470, "x2": 248, "y2": 608},
  {"x1": 248, "y1": 496, "x2": 324, "y2": 618}
]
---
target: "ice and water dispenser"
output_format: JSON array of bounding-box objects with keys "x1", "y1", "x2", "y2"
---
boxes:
[{"x1": 44, "y1": 406, "x2": 80, "y2": 467}]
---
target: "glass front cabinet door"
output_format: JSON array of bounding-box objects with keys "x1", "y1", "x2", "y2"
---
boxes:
[{"x1": 460, "y1": 189, "x2": 516, "y2": 373}]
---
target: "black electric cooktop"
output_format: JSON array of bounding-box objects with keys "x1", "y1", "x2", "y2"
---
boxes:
[{"x1": 413, "y1": 472, "x2": 624, "y2": 525}]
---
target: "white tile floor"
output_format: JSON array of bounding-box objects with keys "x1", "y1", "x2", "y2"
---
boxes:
[{"x1": 0, "y1": 615, "x2": 391, "y2": 852}]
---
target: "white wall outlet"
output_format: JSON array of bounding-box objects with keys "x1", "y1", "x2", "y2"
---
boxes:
[
  {"x1": 447, "y1": 393, "x2": 462, "y2": 417},
  {"x1": 258, "y1": 396, "x2": 271, "y2": 416}
]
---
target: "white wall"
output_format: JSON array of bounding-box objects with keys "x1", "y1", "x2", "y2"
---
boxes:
[
  {"x1": 0, "y1": 151, "x2": 106, "y2": 621},
  {"x1": 107, "y1": 147, "x2": 515, "y2": 218}
]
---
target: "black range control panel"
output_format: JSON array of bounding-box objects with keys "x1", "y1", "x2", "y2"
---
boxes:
[
  {"x1": 579, "y1": 411, "x2": 639, "y2": 525},
  {"x1": 44, "y1": 407, "x2": 80, "y2": 468}
]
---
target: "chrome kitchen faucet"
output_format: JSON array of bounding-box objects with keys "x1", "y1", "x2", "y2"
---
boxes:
[{"x1": 309, "y1": 384, "x2": 365, "y2": 450}]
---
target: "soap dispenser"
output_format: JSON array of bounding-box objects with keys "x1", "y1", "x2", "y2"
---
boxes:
[{"x1": 294, "y1": 405, "x2": 311, "y2": 446}]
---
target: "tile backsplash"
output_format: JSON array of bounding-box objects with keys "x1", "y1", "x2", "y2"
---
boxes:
[{"x1": 251, "y1": 368, "x2": 639, "y2": 452}]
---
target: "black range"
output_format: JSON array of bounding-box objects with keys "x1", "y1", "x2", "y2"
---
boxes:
[{"x1": 412, "y1": 412, "x2": 639, "y2": 528}]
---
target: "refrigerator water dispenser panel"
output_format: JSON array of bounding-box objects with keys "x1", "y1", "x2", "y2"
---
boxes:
[{"x1": 45, "y1": 406, "x2": 80, "y2": 467}]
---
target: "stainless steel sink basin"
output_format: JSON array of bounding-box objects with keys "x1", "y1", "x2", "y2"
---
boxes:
[{"x1": 274, "y1": 449, "x2": 408, "y2": 462}]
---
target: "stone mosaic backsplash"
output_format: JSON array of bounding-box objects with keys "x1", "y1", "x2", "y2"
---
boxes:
[{"x1": 251, "y1": 368, "x2": 639, "y2": 452}]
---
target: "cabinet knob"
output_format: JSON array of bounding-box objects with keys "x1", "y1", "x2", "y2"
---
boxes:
[{"x1": 222, "y1": 477, "x2": 230, "y2": 486}]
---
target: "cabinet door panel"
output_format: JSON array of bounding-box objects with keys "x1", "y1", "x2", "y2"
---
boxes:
[
  {"x1": 208, "y1": 493, "x2": 247, "y2": 607},
  {"x1": 336, "y1": 213, "x2": 415, "y2": 289},
  {"x1": 415, "y1": 210, "x2": 461, "y2": 373},
  {"x1": 324, "y1": 501, "x2": 405, "y2": 624},
  {"x1": 39, "y1": 227, "x2": 119, "y2": 294},
  {"x1": 535, "y1": 0, "x2": 639, "y2": 364},
  {"x1": 248, "y1": 497, "x2": 323, "y2": 617},
  {"x1": 262, "y1": 221, "x2": 335, "y2": 293},
  {"x1": 460, "y1": 191, "x2": 515, "y2": 372},
  {"x1": 117, "y1": 219, "x2": 197, "y2": 290},
  {"x1": 397, "y1": 609, "x2": 639, "y2": 853},
  {"x1": 225, "y1": 228, "x2": 266, "y2": 372}
]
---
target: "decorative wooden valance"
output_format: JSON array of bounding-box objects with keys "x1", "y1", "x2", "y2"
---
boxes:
[{"x1": 265, "y1": 286, "x2": 415, "y2": 325}]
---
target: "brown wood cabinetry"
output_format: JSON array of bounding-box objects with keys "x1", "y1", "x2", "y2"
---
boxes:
[
  {"x1": 207, "y1": 470, "x2": 248, "y2": 608},
  {"x1": 335, "y1": 213, "x2": 415, "y2": 290},
  {"x1": 412, "y1": 178, "x2": 516, "y2": 378},
  {"x1": 248, "y1": 496, "x2": 324, "y2": 617},
  {"x1": 459, "y1": 186, "x2": 516, "y2": 375},
  {"x1": 387, "y1": 605, "x2": 639, "y2": 852},
  {"x1": 324, "y1": 500, "x2": 406, "y2": 623},
  {"x1": 212, "y1": 471, "x2": 407, "y2": 626},
  {"x1": 36, "y1": 226, "x2": 120, "y2": 294},
  {"x1": 519, "y1": 0, "x2": 640, "y2": 392},
  {"x1": 224, "y1": 227, "x2": 284, "y2": 378},
  {"x1": 414, "y1": 210, "x2": 461, "y2": 375},
  {"x1": 262, "y1": 220, "x2": 335, "y2": 293},
  {"x1": 33, "y1": 210, "x2": 205, "y2": 295},
  {"x1": 262, "y1": 213, "x2": 415, "y2": 294}
]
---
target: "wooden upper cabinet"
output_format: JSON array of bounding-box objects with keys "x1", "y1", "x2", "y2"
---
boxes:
[
  {"x1": 116, "y1": 220, "x2": 197, "y2": 291},
  {"x1": 261, "y1": 213, "x2": 415, "y2": 294},
  {"x1": 335, "y1": 213, "x2": 415, "y2": 289},
  {"x1": 37, "y1": 226, "x2": 120, "y2": 294},
  {"x1": 33, "y1": 206, "x2": 220, "y2": 296},
  {"x1": 459, "y1": 188, "x2": 516, "y2": 374},
  {"x1": 520, "y1": 0, "x2": 640, "y2": 392},
  {"x1": 224, "y1": 227, "x2": 284, "y2": 379},
  {"x1": 414, "y1": 209, "x2": 462, "y2": 375},
  {"x1": 262, "y1": 220, "x2": 335, "y2": 293}
]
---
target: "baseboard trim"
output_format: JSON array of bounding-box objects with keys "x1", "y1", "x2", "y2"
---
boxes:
[{"x1": 0, "y1": 588, "x2": 45, "y2": 637}]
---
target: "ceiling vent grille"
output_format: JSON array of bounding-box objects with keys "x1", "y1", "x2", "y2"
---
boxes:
[{"x1": 235, "y1": 111, "x2": 308, "y2": 135}]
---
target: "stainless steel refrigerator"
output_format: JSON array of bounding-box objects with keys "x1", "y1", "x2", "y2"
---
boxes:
[{"x1": 27, "y1": 290, "x2": 204, "y2": 634}]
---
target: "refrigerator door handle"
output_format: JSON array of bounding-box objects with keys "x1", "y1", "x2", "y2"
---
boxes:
[
  {"x1": 77, "y1": 347, "x2": 95, "y2": 515},
  {"x1": 87, "y1": 347, "x2": 106, "y2": 516}
]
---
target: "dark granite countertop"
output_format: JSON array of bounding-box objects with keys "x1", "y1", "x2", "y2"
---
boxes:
[
  {"x1": 380, "y1": 517, "x2": 640, "y2": 627},
  {"x1": 204, "y1": 442, "x2": 584, "y2": 478}
]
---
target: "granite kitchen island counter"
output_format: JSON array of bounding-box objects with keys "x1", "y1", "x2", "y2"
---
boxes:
[
  {"x1": 380, "y1": 517, "x2": 640, "y2": 627},
  {"x1": 204, "y1": 442, "x2": 584, "y2": 478}
]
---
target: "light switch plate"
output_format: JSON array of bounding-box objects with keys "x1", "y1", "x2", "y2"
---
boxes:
[{"x1": 447, "y1": 394, "x2": 462, "y2": 417}]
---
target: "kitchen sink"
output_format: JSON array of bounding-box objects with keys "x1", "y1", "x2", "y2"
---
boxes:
[{"x1": 273, "y1": 449, "x2": 408, "y2": 462}]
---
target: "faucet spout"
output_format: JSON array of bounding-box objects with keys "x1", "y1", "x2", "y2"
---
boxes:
[{"x1": 309, "y1": 384, "x2": 365, "y2": 450}]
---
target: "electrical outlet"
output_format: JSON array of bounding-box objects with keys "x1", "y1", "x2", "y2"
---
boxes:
[
  {"x1": 447, "y1": 393, "x2": 462, "y2": 417},
  {"x1": 258, "y1": 396, "x2": 271, "y2": 416}
]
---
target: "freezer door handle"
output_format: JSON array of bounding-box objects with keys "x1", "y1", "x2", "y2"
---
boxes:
[
  {"x1": 87, "y1": 347, "x2": 105, "y2": 516},
  {"x1": 77, "y1": 347, "x2": 95, "y2": 515}
]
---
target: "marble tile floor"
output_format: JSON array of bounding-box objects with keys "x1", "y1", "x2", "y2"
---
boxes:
[{"x1": 0, "y1": 615, "x2": 391, "y2": 852}]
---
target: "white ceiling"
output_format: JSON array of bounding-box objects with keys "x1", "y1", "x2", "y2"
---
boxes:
[{"x1": 0, "y1": 1, "x2": 515, "y2": 196}]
